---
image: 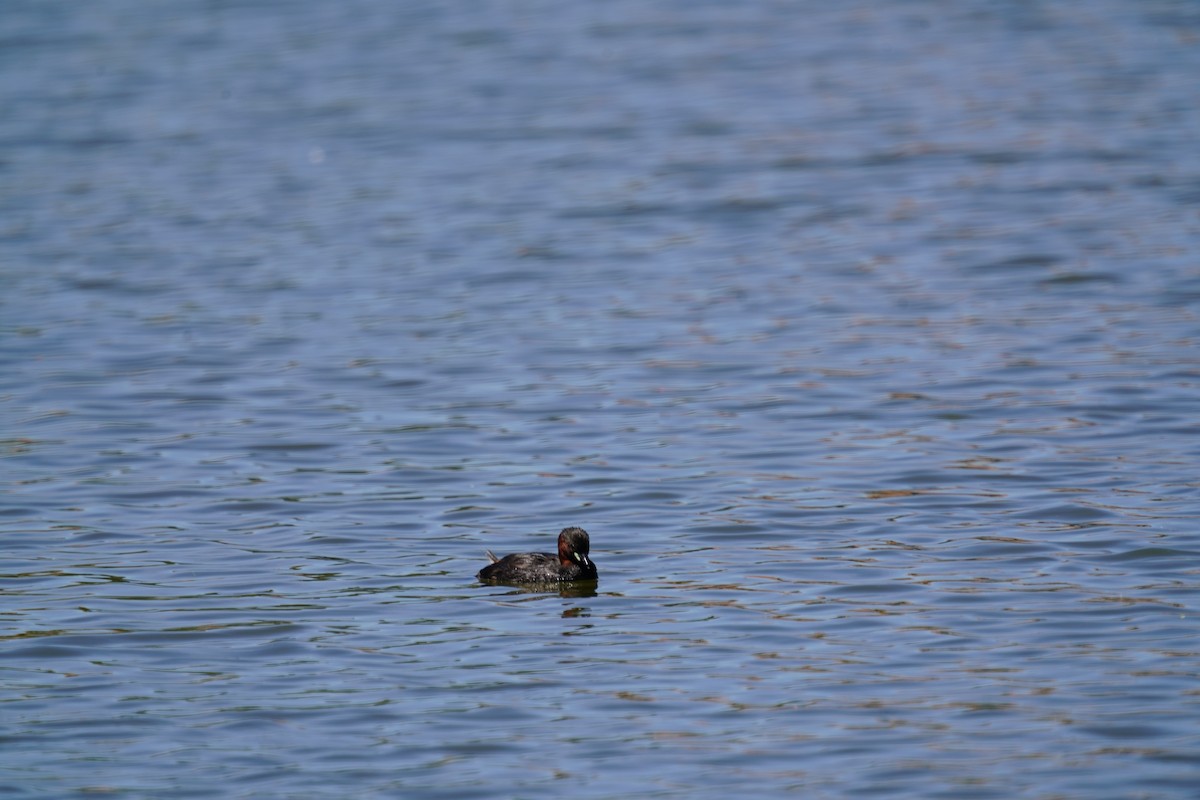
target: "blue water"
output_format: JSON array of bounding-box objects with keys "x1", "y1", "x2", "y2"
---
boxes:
[{"x1": 3, "y1": 1, "x2": 1199, "y2": 797}]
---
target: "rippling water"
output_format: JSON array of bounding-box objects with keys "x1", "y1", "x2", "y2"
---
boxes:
[{"x1": 3, "y1": 1, "x2": 1199, "y2": 797}]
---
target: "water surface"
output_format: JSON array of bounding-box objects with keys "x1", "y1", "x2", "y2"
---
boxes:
[{"x1": 3, "y1": 1, "x2": 1199, "y2": 797}]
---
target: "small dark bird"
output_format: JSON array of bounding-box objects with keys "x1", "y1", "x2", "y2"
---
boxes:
[{"x1": 477, "y1": 526, "x2": 598, "y2": 584}]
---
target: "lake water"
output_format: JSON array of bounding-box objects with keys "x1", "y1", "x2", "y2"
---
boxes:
[{"x1": 3, "y1": 1, "x2": 1199, "y2": 797}]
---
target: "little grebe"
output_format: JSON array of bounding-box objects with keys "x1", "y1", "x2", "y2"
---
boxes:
[{"x1": 477, "y1": 526, "x2": 598, "y2": 584}]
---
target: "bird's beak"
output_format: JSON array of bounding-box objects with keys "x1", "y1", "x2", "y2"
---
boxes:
[{"x1": 573, "y1": 552, "x2": 591, "y2": 567}]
